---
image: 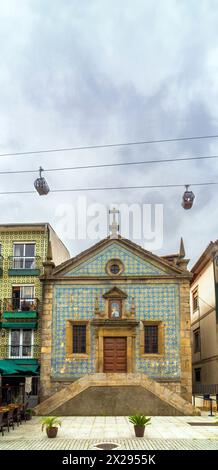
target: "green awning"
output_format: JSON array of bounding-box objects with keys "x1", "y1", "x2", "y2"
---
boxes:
[
  {"x1": 4, "y1": 312, "x2": 37, "y2": 319},
  {"x1": 0, "y1": 359, "x2": 39, "y2": 376},
  {"x1": 0, "y1": 360, "x2": 19, "y2": 375},
  {"x1": 15, "y1": 365, "x2": 38, "y2": 374},
  {"x1": 1, "y1": 322, "x2": 37, "y2": 329}
]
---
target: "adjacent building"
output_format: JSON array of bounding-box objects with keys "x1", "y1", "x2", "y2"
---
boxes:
[
  {"x1": 191, "y1": 240, "x2": 218, "y2": 390},
  {"x1": 0, "y1": 223, "x2": 69, "y2": 405},
  {"x1": 35, "y1": 230, "x2": 197, "y2": 416}
]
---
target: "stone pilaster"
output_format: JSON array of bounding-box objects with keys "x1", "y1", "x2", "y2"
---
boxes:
[
  {"x1": 39, "y1": 281, "x2": 53, "y2": 401},
  {"x1": 179, "y1": 280, "x2": 192, "y2": 402}
]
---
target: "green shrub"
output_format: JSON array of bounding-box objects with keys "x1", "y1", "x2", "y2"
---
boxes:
[
  {"x1": 41, "y1": 417, "x2": 62, "y2": 431},
  {"x1": 128, "y1": 414, "x2": 151, "y2": 427}
]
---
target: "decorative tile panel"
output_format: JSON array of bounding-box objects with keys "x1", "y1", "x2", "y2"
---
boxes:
[
  {"x1": 64, "y1": 243, "x2": 167, "y2": 277},
  {"x1": 52, "y1": 283, "x2": 180, "y2": 380}
]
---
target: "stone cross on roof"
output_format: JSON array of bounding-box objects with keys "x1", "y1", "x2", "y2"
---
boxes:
[{"x1": 109, "y1": 207, "x2": 120, "y2": 239}]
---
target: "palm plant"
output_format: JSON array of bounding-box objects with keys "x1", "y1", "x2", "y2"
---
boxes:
[
  {"x1": 41, "y1": 416, "x2": 62, "y2": 431},
  {"x1": 128, "y1": 414, "x2": 151, "y2": 427}
]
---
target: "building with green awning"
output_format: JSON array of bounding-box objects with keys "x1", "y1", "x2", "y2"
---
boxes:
[{"x1": 0, "y1": 223, "x2": 70, "y2": 404}]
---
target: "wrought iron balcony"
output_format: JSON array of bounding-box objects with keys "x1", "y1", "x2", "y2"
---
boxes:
[
  {"x1": 2, "y1": 298, "x2": 39, "y2": 317},
  {"x1": 8, "y1": 256, "x2": 41, "y2": 275},
  {"x1": 0, "y1": 298, "x2": 39, "y2": 328}
]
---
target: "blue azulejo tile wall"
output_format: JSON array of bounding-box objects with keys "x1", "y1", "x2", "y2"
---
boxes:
[
  {"x1": 64, "y1": 243, "x2": 167, "y2": 277},
  {"x1": 51, "y1": 283, "x2": 180, "y2": 380}
]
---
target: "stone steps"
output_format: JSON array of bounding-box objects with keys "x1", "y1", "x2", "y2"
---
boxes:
[{"x1": 34, "y1": 373, "x2": 200, "y2": 416}]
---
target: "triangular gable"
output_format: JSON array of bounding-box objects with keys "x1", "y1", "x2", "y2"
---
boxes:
[{"x1": 60, "y1": 241, "x2": 174, "y2": 277}]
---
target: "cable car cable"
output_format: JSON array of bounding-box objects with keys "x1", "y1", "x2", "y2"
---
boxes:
[
  {"x1": 0, "y1": 133, "x2": 218, "y2": 158},
  {"x1": 0, "y1": 154, "x2": 218, "y2": 176},
  {"x1": 0, "y1": 180, "x2": 217, "y2": 195}
]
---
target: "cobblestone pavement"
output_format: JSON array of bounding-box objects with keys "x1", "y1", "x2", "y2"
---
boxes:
[
  {"x1": 0, "y1": 438, "x2": 218, "y2": 450},
  {"x1": 0, "y1": 415, "x2": 217, "y2": 450}
]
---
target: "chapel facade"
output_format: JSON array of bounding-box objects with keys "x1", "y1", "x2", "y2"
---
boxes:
[{"x1": 35, "y1": 230, "x2": 197, "y2": 416}]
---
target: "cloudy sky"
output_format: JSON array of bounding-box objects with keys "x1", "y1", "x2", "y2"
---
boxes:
[{"x1": 0, "y1": 0, "x2": 218, "y2": 266}]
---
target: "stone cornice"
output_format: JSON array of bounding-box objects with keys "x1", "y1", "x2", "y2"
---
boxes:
[
  {"x1": 51, "y1": 236, "x2": 189, "y2": 277},
  {"x1": 40, "y1": 274, "x2": 192, "y2": 283}
]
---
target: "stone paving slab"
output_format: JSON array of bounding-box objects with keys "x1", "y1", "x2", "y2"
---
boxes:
[
  {"x1": 0, "y1": 438, "x2": 217, "y2": 450},
  {"x1": 0, "y1": 415, "x2": 218, "y2": 450}
]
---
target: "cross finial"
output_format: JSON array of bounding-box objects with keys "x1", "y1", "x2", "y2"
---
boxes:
[{"x1": 109, "y1": 207, "x2": 119, "y2": 239}]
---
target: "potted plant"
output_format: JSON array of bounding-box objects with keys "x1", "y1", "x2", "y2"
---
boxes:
[
  {"x1": 41, "y1": 417, "x2": 61, "y2": 438},
  {"x1": 26, "y1": 409, "x2": 33, "y2": 420},
  {"x1": 128, "y1": 414, "x2": 151, "y2": 437}
]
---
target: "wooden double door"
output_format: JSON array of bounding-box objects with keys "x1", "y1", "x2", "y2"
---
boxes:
[{"x1": 103, "y1": 337, "x2": 127, "y2": 373}]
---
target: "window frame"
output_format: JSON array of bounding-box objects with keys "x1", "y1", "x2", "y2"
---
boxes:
[
  {"x1": 140, "y1": 321, "x2": 164, "y2": 357},
  {"x1": 105, "y1": 259, "x2": 124, "y2": 276},
  {"x1": 193, "y1": 328, "x2": 201, "y2": 353},
  {"x1": 12, "y1": 284, "x2": 35, "y2": 311},
  {"x1": 192, "y1": 287, "x2": 199, "y2": 312},
  {"x1": 9, "y1": 329, "x2": 34, "y2": 358},
  {"x1": 66, "y1": 320, "x2": 90, "y2": 359},
  {"x1": 13, "y1": 242, "x2": 36, "y2": 269},
  {"x1": 194, "y1": 367, "x2": 201, "y2": 383}
]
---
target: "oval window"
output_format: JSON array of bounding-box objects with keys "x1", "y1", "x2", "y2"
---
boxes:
[
  {"x1": 110, "y1": 264, "x2": 120, "y2": 275},
  {"x1": 106, "y1": 259, "x2": 124, "y2": 276}
]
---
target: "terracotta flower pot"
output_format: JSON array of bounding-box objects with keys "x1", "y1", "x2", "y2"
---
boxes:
[
  {"x1": 46, "y1": 426, "x2": 58, "y2": 438},
  {"x1": 134, "y1": 425, "x2": 145, "y2": 437}
]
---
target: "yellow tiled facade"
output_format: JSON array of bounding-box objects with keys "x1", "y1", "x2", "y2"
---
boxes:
[{"x1": 0, "y1": 226, "x2": 48, "y2": 360}]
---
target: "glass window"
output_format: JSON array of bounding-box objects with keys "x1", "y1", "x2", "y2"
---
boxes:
[
  {"x1": 192, "y1": 288, "x2": 199, "y2": 311},
  {"x1": 13, "y1": 244, "x2": 24, "y2": 257},
  {"x1": 22, "y1": 330, "x2": 32, "y2": 357},
  {"x1": 10, "y1": 329, "x2": 20, "y2": 357},
  {"x1": 25, "y1": 244, "x2": 35, "y2": 257},
  {"x1": 110, "y1": 264, "x2": 120, "y2": 274},
  {"x1": 73, "y1": 325, "x2": 86, "y2": 353},
  {"x1": 195, "y1": 368, "x2": 201, "y2": 383},
  {"x1": 106, "y1": 259, "x2": 124, "y2": 276},
  {"x1": 9, "y1": 329, "x2": 33, "y2": 358},
  {"x1": 194, "y1": 328, "x2": 200, "y2": 353},
  {"x1": 13, "y1": 243, "x2": 35, "y2": 269},
  {"x1": 12, "y1": 285, "x2": 34, "y2": 310},
  {"x1": 144, "y1": 325, "x2": 158, "y2": 354}
]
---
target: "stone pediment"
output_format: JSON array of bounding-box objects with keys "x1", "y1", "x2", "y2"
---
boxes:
[
  {"x1": 103, "y1": 287, "x2": 127, "y2": 299},
  {"x1": 50, "y1": 237, "x2": 189, "y2": 279}
]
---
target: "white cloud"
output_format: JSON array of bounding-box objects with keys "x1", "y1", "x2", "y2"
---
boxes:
[{"x1": 0, "y1": 0, "x2": 217, "y2": 265}]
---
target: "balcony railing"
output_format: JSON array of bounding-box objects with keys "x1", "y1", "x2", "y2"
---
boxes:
[
  {"x1": 2, "y1": 344, "x2": 39, "y2": 359},
  {"x1": 8, "y1": 256, "x2": 41, "y2": 275},
  {"x1": 2, "y1": 298, "x2": 39, "y2": 314}
]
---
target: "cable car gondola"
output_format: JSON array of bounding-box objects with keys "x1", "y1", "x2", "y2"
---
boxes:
[
  {"x1": 34, "y1": 167, "x2": 50, "y2": 195},
  {"x1": 182, "y1": 185, "x2": 195, "y2": 209}
]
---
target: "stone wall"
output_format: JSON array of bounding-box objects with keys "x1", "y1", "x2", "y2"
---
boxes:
[
  {"x1": 39, "y1": 281, "x2": 53, "y2": 400},
  {"x1": 35, "y1": 373, "x2": 200, "y2": 417},
  {"x1": 179, "y1": 281, "x2": 192, "y2": 401},
  {"x1": 52, "y1": 386, "x2": 184, "y2": 416}
]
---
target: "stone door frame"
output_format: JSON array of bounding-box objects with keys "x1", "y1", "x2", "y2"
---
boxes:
[{"x1": 96, "y1": 326, "x2": 136, "y2": 373}]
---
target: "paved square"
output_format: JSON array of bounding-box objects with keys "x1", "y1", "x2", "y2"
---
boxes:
[{"x1": 0, "y1": 415, "x2": 218, "y2": 450}]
